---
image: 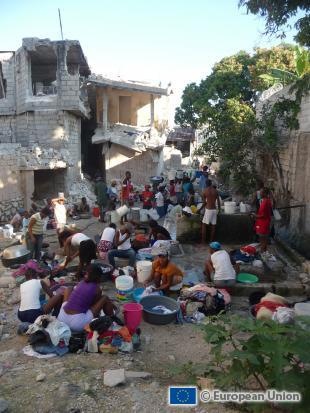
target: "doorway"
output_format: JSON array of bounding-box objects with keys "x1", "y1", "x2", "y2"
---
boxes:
[{"x1": 119, "y1": 96, "x2": 132, "y2": 125}]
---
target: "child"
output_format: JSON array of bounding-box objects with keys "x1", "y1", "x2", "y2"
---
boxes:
[
  {"x1": 141, "y1": 185, "x2": 153, "y2": 210},
  {"x1": 18, "y1": 269, "x2": 63, "y2": 323},
  {"x1": 97, "y1": 223, "x2": 117, "y2": 260},
  {"x1": 175, "y1": 179, "x2": 183, "y2": 205},
  {"x1": 155, "y1": 186, "x2": 165, "y2": 218}
]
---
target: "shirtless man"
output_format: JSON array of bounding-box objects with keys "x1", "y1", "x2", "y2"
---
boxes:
[{"x1": 201, "y1": 180, "x2": 221, "y2": 243}]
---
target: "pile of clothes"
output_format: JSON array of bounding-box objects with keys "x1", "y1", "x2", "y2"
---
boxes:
[
  {"x1": 230, "y1": 245, "x2": 258, "y2": 264},
  {"x1": 178, "y1": 284, "x2": 231, "y2": 323},
  {"x1": 21, "y1": 315, "x2": 71, "y2": 357},
  {"x1": 251, "y1": 292, "x2": 295, "y2": 324},
  {"x1": 84, "y1": 316, "x2": 141, "y2": 354}
]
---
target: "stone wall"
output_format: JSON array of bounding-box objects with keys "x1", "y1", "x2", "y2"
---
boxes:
[
  {"x1": 0, "y1": 144, "x2": 24, "y2": 222},
  {"x1": 256, "y1": 86, "x2": 310, "y2": 257},
  {"x1": 0, "y1": 52, "x2": 16, "y2": 115}
]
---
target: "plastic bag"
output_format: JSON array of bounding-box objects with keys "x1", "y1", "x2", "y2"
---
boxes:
[{"x1": 272, "y1": 307, "x2": 295, "y2": 324}]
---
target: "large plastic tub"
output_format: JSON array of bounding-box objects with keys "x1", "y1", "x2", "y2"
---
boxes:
[{"x1": 140, "y1": 295, "x2": 180, "y2": 325}]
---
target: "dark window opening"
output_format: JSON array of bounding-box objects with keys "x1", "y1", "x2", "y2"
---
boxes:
[
  {"x1": 29, "y1": 46, "x2": 57, "y2": 96},
  {"x1": 0, "y1": 62, "x2": 7, "y2": 99},
  {"x1": 33, "y1": 169, "x2": 66, "y2": 200},
  {"x1": 66, "y1": 46, "x2": 80, "y2": 76}
]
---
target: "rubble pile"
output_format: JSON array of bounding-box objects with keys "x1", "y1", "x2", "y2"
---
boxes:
[{"x1": 68, "y1": 179, "x2": 97, "y2": 206}]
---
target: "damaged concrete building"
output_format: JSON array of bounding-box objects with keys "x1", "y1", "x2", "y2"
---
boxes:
[
  {"x1": 0, "y1": 38, "x2": 90, "y2": 219},
  {"x1": 0, "y1": 37, "x2": 179, "y2": 221},
  {"x1": 87, "y1": 75, "x2": 174, "y2": 185}
]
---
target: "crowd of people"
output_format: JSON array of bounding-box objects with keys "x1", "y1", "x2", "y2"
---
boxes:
[{"x1": 6, "y1": 167, "x2": 277, "y2": 334}]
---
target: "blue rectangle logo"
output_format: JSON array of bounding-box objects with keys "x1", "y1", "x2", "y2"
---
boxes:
[{"x1": 168, "y1": 386, "x2": 198, "y2": 406}]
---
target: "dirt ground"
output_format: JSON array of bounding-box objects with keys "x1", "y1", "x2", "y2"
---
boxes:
[{"x1": 0, "y1": 217, "x2": 297, "y2": 413}]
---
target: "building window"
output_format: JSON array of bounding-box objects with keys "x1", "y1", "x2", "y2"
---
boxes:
[
  {"x1": 29, "y1": 46, "x2": 57, "y2": 96},
  {"x1": 0, "y1": 62, "x2": 6, "y2": 99}
]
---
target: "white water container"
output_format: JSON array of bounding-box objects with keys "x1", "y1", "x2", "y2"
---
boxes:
[
  {"x1": 294, "y1": 302, "x2": 310, "y2": 317},
  {"x1": 224, "y1": 201, "x2": 236, "y2": 214},
  {"x1": 116, "y1": 204, "x2": 129, "y2": 218},
  {"x1": 111, "y1": 210, "x2": 120, "y2": 224},
  {"x1": 136, "y1": 260, "x2": 152, "y2": 283},
  {"x1": 115, "y1": 275, "x2": 134, "y2": 291},
  {"x1": 140, "y1": 209, "x2": 149, "y2": 222}
]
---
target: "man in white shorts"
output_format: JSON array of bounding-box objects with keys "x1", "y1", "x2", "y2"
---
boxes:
[{"x1": 201, "y1": 181, "x2": 221, "y2": 243}]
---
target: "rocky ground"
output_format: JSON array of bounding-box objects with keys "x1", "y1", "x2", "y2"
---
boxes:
[{"x1": 0, "y1": 217, "x2": 308, "y2": 413}]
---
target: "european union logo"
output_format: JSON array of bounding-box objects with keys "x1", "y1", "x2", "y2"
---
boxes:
[{"x1": 168, "y1": 386, "x2": 198, "y2": 406}]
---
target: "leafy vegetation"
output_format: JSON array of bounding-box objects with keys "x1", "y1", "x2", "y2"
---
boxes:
[
  {"x1": 239, "y1": 0, "x2": 310, "y2": 47},
  {"x1": 175, "y1": 315, "x2": 310, "y2": 412},
  {"x1": 175, "y1": 45, "x2": 302, "y2": 194}
]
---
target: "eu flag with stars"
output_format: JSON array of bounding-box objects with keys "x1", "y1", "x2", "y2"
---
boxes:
[{"x1": 169, "y1": 386, "x2": 198, "y2": 406}]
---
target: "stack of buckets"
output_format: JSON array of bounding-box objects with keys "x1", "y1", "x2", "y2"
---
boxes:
[{"x1": 115, "y1": 275, "x2": 134, "y2": 301}]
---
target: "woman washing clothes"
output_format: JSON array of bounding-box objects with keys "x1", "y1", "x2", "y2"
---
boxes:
[
  {"x1": 57, "y1": 264, "x2": 115, "y2": 332},
  {"x1": 18, "y1": 268, "x2": 63, "y2": 323},
  {"x1": 204, "y1": 242, "x2": 238, "y2": 287},
  {"x1": 145, "y1": 249, "x2": 183, "y2": 293},
  {"x1": 97, "y1": 223, "x2": 117, "y2": 260},
  {"x1": 58, "y1": 229, "x2": 97, "y2": 278},
  {"x1": 149, "y1": 220, "x2": 171, "y2": 245}
]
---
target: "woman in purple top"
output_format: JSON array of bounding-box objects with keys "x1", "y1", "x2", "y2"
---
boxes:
[{"x1": 58, "y1": 264, "x2": 115, "y2": 332}]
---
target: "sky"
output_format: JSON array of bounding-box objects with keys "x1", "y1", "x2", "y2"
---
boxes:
[{"x1": 1, "y1": 0, "x2": 299, "y2": 120}]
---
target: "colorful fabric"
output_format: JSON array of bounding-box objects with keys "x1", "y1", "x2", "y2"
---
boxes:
[{"x1": 255, "y1": 198, "x2": 272, "y2": 235}]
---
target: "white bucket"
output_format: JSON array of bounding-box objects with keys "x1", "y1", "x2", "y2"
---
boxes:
[
  {"x1": 294, "y1": 302, "x2": 310, "y2": 317},
  {"x1": 115, "y1": 275, "x2": 134, "y2": 291},
  {"x1": 131, "y1": 207, "x2": 140, "y2": 222},
  {"x1": 140, "y1": 209, "x2": 149, "y2": 222},
  {"x1": 58, "y1": 192, "x2": 65, "y2": 198},
  {"x1": 224, "y1": 201, "x2": 236, "y2": 214},
  {"x1": 116, "y1": 205, "x2": 129, "y2": 218},
  {"x1": 111, "y1": 210, "x2": 120, "y2": 224},
  {"x1": 168, "y1": 170, "x2": 176, "y2": 181},
  {"x1": 136, "y1": 260, "x2": 152, "y2": 283}
]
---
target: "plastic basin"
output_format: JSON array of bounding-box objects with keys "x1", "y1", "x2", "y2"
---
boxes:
[
  {"x1": 237, "y1": 273, "x2": 259, "y2": 284},
  {"x1": 140, "y1": 295, "x2": 180, "y2": 325}
]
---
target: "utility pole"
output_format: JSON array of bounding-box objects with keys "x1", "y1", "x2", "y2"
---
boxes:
[{"x1": 58, "y1": 8, "x2": 64, "y2": 40}]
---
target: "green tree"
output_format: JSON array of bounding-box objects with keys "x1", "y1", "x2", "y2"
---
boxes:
[
  {"x1": 239, "y1": 0, "x2": 310, "y2": 47},
  {"x1": 259, "y1": 46, "x2": 310, "y2": 86},
  {"x1": 175, "y1": 45, "x2": 297, "y2": 193}
]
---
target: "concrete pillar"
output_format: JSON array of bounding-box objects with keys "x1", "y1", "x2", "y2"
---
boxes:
[
  {"x1": 102, "y1": 88, "x2": 109, "y2": 133},
  {"x1": 150, "y1": 94, "x2": 154, "y2": 127},
  {"x1": 20, "y1": 170, "x2": 34, "y2": 210}
]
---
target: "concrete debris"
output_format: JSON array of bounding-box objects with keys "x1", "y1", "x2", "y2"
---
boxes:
[
  {"x1": 36, "y1": 372, "x2": 46, "y2": 382},
  {"x1": 103, "y1": 369, "x2": 126, "y2": 387}
]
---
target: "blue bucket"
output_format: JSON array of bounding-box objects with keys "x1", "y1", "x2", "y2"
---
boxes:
[{"x1": 133, "y1": 287, "x2": 145, "y2": 303}]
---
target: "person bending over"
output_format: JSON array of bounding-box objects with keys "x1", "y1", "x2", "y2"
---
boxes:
[
  {"x1": 97, "y1": 223, "x2": 117, "y2": 260},
  {"x1": 18, "y1": 269, "x2": 63, "y2": 323},
  {"x1": 149, "y1": 220, "x2": 171, "y2": 245},
  {"x1": 58, "y1": 230, "x2": 96, "y2": 278},
  {"x1": 146, "y1": 251, "x2": 183, "y2": 293},
  {"x1": 204, "y1": 242, "x2": 237, "y2": 288},
  {"x1": 57, "y1": 264, "x2": 115, "y2": 332}
]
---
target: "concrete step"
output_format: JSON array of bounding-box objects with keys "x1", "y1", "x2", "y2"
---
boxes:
[{"x1": 231, "y1": 281, "x2": 305, "y2": 297}]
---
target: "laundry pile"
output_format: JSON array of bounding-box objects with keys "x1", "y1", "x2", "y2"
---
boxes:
[
  {"x1": 84, "y1": 315, "x2": 141, "y2": 354},
  {"x1": 178, "y1": 284, "x2": 231, "y2": 322},
  {"x1": 21, "y1": 315, "x2": 71, "y2": 358}
]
